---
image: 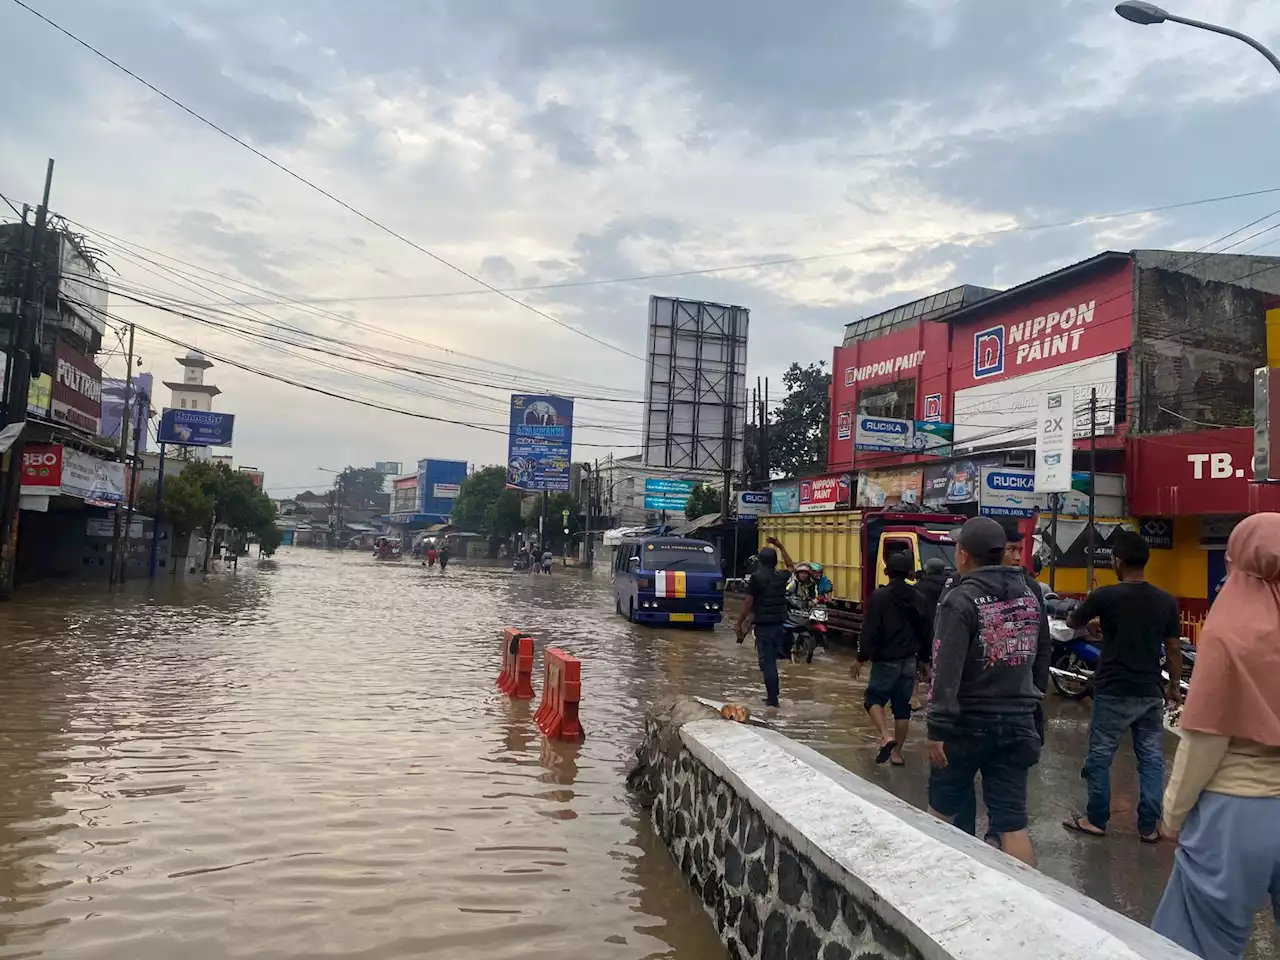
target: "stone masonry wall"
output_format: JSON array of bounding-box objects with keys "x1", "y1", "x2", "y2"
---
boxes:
[
  {"x1": 630, "y1": 700, "x2": 913, "y2": 960},
  {"x1": 628, "y1": 697, "x2": 1196, "y2": 960}
]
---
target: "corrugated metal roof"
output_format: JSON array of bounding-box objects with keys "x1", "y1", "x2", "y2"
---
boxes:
[{"x1": 941, "y1": 251, "x2": 1130, "y2": 326}]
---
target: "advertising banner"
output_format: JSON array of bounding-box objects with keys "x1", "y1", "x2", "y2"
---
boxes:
[
  {"x1": 1127, "y1": 426, "x2": 1280, "y2": 516},
  {"x1": 391, "y1": 477, "x2": 419, "y2": 515},
  {"x1": 770, "y1": 481, "x2": 800, "y2": 514},
  {"x1": 854, "y1": 415, "x2": 911, "y2": 452},
  {"x1": 60, "y1": 449, "x2": 126, "y2": 503},
  {"x1": 20, "y1": 443, "x2": 62, "y2": 494},
  {"x1": 1138, "y1": 517, "x2": 1174, "y2": 550},
  {"x1": 836, "y1": 410, "x2": 851, "y2": 441},
  {"x1": 953, "y1": 353, "x2": 1117, "y2": 451},
  {"x1": 644, "y1": 477, "x2": 695, "y2": 512},
  {"x1": 0, "y1": 354, "x2": 52, "y2": 418},
  {"x1": 238, "y1": 467, "x2": 265, "y2": 489},
  {"x1": 798, "y1": 473, "x2": 852, "y2": 513},
  {"x1": 101, "y1": 374, "x2": 153, "y2": 454},
  {"x1": 922, "y1": 457, "x2": 1000, "y2": 507},
  {"x1": 506, "y1": 394, "x2": 574, "y2": 492},
  {"x1": 978, "y1": 466, "x2": 1047, "y2": 518},
  {"x1": 912, "y1": 421, "x2": 953, "y2": 454},
  {"x1": 51, "y1": 339, "x2": 103, "y2": 435},
  {"x1": 856, "y1": 468, "x2": 923, "y2": 508},
  {"x1": 735, "y1": 490, "x2": 770, "y2": 518},
  {"x1": 432, "y1": 483, "x2": 461, "y2": 499},
  {"x1": 158, "y1": 408, "x2": 236, "y2": 447},
  {"x1": 1034, "y1": 387, "x2": 1074, "y2": 492}
]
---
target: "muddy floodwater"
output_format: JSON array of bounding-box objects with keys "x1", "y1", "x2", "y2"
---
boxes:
[{"x1": 0, "y1": 550, "x2": 1273, "y2": 958}]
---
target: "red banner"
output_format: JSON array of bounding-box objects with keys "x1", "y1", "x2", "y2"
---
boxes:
[
  {"x1": 20, "y1": 443, "x2": 63, "y2": 493},
  {"x1": 1127, "y1": 427, "x2": 1280, "y2": 516},
  {"x1": 51, "y1": 339, "x2": 102, "y2": 435},
  {"x1": 798, "y1": 473, "x2": 852, "y2": 512}
]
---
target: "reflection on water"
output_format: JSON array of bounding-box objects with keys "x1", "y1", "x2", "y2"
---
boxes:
[{"x1": 0, "y1": 551, "x2": 1272, "y2": 959}]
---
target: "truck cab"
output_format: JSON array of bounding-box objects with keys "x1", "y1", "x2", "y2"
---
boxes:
[{"x1": 868, "y1": 514, "x2": 959, "y2": 590}]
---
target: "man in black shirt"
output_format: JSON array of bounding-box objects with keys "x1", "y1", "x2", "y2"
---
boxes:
[
  {"x1": 736, "y1": 546, "x2": 790, "y2": 708},
  {"x1": 1063, "y1": 531, "x2": 1182, "y2": 842}
]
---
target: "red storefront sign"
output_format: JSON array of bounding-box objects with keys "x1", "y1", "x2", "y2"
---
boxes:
[
  {"x1": 798, "y1": 473, "x2": 852, "y2": 512},
  {"x1": 20, "y1": 443, "x2": 63, "y2": 493},
  {"x1": 51, "y1": 340, "x2": 103, "y2": 435},
  {"x1": 1127, "y1": 427, "x2": 1280, "y2": 516},
  {"x1": 951, "y1": 262, "x2": 1133, "y2": 391}
]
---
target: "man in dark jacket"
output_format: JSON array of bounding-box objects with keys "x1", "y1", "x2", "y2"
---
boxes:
[
  {"x1": 736, "y1": 546, "x2": 790, "y2": 708},
  {"x1": 926, "y1": 516, "x2": 1051, "y2": 867},
  {"x1": 914, "y1": 558, "x2": 951, "y2": 664},
  {"x1": 853, "y1": 552, "x2": 926, "y2": 766}
]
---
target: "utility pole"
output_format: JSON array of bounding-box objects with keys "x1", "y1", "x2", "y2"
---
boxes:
[
  {"x1": 149, "y1": 442, "x2": 166, "y2": 578},
  {"x1": 118, "y1": 392, "x2": 146, "y2": 582},
  {"x1": 1086, "y1": 388, "x2": 1098, "y2": 591},
  {"x1": 0, "y1": 160, "x2": 54, "y2": 600},
  {"x1": 110, "y1": 322, "x2": 135, "y2": 586},
  {"x1": 1048, "y1": 492, "x2": 1060, "y2": 592}
]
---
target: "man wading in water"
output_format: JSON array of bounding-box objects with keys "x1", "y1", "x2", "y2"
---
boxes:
[{"x1": 736, "y1": 546, "x2": 790, "y2": 708}]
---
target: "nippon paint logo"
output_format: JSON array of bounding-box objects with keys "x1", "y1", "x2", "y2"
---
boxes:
[
  {"x1": 972, "y1": 300, "x2": 1097, "y2": 379},
  {"x1": 845, "y1": 350, "x2": 925, "y2": 386}
]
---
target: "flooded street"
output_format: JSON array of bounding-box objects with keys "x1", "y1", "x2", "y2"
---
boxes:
[{"x1": 0, "y1": 550, "x2": 1272, "y2": 958}]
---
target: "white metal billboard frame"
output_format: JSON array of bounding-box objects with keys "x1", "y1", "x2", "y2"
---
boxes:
[{"x1": 642, "y1": 296, "x2": 749, "y2": 479}]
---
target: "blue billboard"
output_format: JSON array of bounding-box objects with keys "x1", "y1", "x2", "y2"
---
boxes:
[
  {"x1": 417, "y1": 458, "x2": 468, "y2": 518},
  {"x1": 158, "y1": 408, "x2": 235, "y2": 447},
  {"x1": 506, "y1": 394, "x2": 574, "y2": 492},
  {"x1": 643, "y1": 477, "x2": 695, "y2": 511}
]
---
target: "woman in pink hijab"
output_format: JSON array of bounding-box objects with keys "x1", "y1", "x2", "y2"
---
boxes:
[{"x1": 1153, "y1": 513, "x2": 1280, "y2": 959}]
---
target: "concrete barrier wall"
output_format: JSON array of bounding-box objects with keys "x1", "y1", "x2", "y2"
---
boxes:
[{"x1": 629, "y1": 698, "x2": 1194, "y2": 960}]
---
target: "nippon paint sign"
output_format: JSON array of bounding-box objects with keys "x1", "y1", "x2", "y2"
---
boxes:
[
  {"x1": 844, "y1": 350, "x2": 926, "y2": 386},
  {"x1": 798, "y1": 473, "x2": 852, "y2": 512}
]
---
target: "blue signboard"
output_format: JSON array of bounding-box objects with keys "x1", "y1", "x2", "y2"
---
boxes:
[
  {"x1": 506, "y1": 394, "x2": 574, "y2": 492},
  {"x1": 978, "y1": 466, "x2": 1048, "y2": 518},
  {"x1": 770, "y1": 481, "x2": 800, "y2": 514},
  {"x1": 158, "y1": 408, "x2": 235, "y2": 447},
  {"x1": 643, "y1": 477, "x2": 695, "y2": 512},
  {"x1": 417, "y1": 458, "x2": 468, "y2": 519}
]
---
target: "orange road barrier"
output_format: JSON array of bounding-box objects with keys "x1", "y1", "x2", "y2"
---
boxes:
[
  {"x1": 533, "y1": 648, "x2": 584, "y2": 741},
  {"x1": 497, "y1": 627, "x2": 535, "y2": 700}
]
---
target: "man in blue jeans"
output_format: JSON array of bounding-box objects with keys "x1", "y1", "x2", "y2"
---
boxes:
[
  {"x1": 1063, "y1": 531, "x2": 1183, "y2": 843},
  {"x1": 926, "y1": 517, "x2": 1051, "y2": 867},
  {"x1": 736, "y1": 546, "x2": 791, "y2": 708}
]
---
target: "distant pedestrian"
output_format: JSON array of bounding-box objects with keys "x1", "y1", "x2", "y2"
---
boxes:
[
  {"x1": 736, "y1": 545, "x2": 790, "y2": 708},
  {"x1": 426, "y1": 545, "x2": 438, "y2": 568},
  {"x1": 926, "y1": 517, "x2": 1049, "y2": 867},
  {"x1": 438, "y1": 544, "x2": 451, "y2": 572},
  {"x1": 1153, "y1": 513, "x2": 1280, "y2": 960},
  {"x1": 852, "y1": 551, "x2": 926, "y2": 766},
  {"x1": 541, "y1": 549, "x2": 553, "y2": 574},
  {"x1": 1062, "y1": 532, "x2": 1182, "y2": 843},
  {"x1": 914, "y1": 558, "x2": 951, "y2": 658}
]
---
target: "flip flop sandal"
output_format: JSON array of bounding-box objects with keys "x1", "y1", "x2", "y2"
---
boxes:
[
  {"x1": 1139, "y1": 831, "x2": 1161, "y2": 845},
  {"x1": 1062, "y1": 815, "x2": 1106, "y2": 837},
  {"x1": 889, "y1": 756, "x2": 906, "y2": 767},
  {"x1": 875, "y1": 740, "x2": 898, "y2": 765}
]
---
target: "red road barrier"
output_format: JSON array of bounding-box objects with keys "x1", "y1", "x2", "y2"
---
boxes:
[
  {"x1": 496, "y1": 627, "x2": 535, "y2": 700},
  {"x1": 533, "y1": 648, "x2": 584, "y2": 741}
]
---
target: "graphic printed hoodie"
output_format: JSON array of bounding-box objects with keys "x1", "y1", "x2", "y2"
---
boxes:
[{"x1": 927, "y1": 565, "x2": 1051, "y2": 742}]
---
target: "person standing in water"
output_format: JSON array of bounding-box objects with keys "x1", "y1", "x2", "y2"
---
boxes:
[{"x1": 735, "y1": 546, "x2": 790, "y2": 708}]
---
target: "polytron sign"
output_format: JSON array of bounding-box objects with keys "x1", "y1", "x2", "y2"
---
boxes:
[{"x1": 973, "y1": 299, "x2": 1099, "y2": 379}]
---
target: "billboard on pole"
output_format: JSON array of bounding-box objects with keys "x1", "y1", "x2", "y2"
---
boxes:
[
  {"x1": 642, "y1": 297, "x2": 749, "y2": 474},
  {"x1": 1034, "y1": 388, "x2": 1073, "y2": 492},
  {"x1": 506, "y1": 394, "x2": 574, "y2": 491},
  {"x1": 158, "y1": 408, "x2": 235, "y2": 446}
]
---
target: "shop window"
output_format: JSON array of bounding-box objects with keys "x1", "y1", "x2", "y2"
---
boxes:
[{"x1": 857, "y1": 377, "x2": 917, "y2": 421}]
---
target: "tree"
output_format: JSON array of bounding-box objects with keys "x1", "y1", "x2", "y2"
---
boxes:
[
  {"x1": 485, "y1": 489, "x2": 525, "y2": 550},
  {"x1": 451, "y1": 466, "x2": 506, "y2": 533},
  {"x1": 338, "y1": 466, "x2": 387, "y2": 509},
  {"x1": 768, "y1": 361, "x2": 831, "y2": 478},
  {"x1": 545, "y1": 492, "x2": 581, "y2": 552},
  {"x1": 685, "y1": 484, "x2": 721, "y2": 519},
  {"x1": 258, "y1": 524, "x2": 283, "y2": 557}
]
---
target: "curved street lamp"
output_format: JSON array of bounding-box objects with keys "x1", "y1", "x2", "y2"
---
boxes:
[{"x1": 1115, "y1": 2, "x2": 1280, "y2": 76}]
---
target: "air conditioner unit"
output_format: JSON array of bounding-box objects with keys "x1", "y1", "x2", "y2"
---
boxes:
[{"x1": 1005, "y1": 450, "x2": 1033, "y2": 469}]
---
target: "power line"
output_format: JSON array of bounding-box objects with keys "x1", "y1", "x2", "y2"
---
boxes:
[{"x1": 8, "y1": 0, "x2": 644, "y2": 363}]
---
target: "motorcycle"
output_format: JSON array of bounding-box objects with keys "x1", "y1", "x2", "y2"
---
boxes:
[
  {"x1": 1046, "y1": 597, "x2": 1100, "y2": 700},
  {"x1": 783, "y1": 598, "x2": 829, "y2": 664}
]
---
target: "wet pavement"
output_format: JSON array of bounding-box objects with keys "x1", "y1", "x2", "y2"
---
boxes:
[{"x1": 0, "y1": 551, "x2": 1273, "y2": 958}]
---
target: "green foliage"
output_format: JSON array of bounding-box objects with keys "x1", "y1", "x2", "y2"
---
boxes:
[
  {"x1": 155, "y1": 460, "x2": 278, "y2": 542},
  {"x1": 685, "y1": 484, "x2": 721, "y2": 519},
  {"x1": 257, "y1": 524, "x2": 284, "y2": 557},
  {"x1": 451, "y1": 466, "x2": 507, "y2": 533},
  {"x1": 338, "y1": 466, "x2": 388, "y2": 508},
  {"x1": 486, "y1": 489, "x2": 525, "y2": 542},
  {"x1": 768, "y1": 361, "x2": 831, "y2": 478}
]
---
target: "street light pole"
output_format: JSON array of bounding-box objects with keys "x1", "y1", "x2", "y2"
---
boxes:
[{"x1": 1115, "y1": 3, "x2": 1280, "y2": 76}]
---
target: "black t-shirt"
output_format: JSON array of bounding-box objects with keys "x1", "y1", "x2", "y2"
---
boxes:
[{"x1": 1072, "y1": 581, "x2": 1180, "y2": 698}]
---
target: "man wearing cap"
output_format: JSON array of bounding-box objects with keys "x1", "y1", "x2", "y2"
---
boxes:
[
  {"x1": 852, "y1": 551, "x2": 927, "y2": 765},
  {"x1": 926, "y1": 516, "x2": 1052, "y2": 867},
  {"x1": 736, "y1": 545, "x2": 791, "y2": 708}
]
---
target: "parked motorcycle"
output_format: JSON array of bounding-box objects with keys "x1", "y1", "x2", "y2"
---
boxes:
[{"x1": 783, "y1": 598, "x2": 829, "y2": 664}]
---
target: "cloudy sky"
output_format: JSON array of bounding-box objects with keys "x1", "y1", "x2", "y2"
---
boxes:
[{"x1": 3, "y1": 0, "x2": 1280, "y2": 496}]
